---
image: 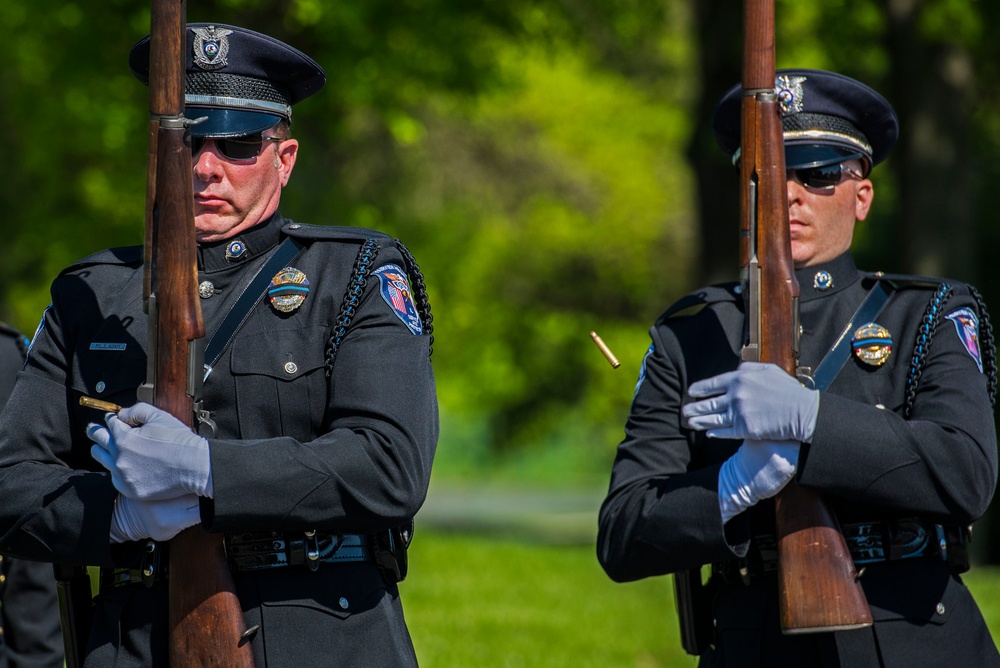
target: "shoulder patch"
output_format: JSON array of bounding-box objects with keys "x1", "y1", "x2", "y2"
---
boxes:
[
  {"x1": 373, "y1": 264, "x2": 422, "y2": 335},
  {"x1": 945, "y1": 307, "x2": 983, "y2": 373},
  {"x1": 633, "y1": 342, "x2": 655, "y2": 400},
  {"x1": 282, "y1": 222, "x2": 392, "y2": 244}
]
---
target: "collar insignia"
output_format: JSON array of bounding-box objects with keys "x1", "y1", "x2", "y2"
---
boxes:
[
  {"x1": 226, "y1": 240, "x2": 248, "y2": 261},
  {"x1": 814, "y1": 270, "x2": 834, "y2": 291}
]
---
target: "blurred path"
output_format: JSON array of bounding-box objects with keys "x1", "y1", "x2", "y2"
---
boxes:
[{"x1": 416, "y1": 482, "x2": 604, "y2": 545}]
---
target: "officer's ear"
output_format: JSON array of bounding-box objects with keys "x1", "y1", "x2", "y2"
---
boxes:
[{"x1": 275, "y1": 139, "x2": 298, "y2": 186}]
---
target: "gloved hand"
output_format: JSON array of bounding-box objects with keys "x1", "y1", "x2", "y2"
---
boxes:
[
  {"x1": 718, "y1": 439, "x2": 800, "y2": 523},
  {"x1": 683, "y1": 362, "x2": 820, "y2": 443},
  {"x1": 88, "y1": 402, "x2": 213, "y2": 501},
  {"x1": 109, "y1": 493, "x2": 201, "y2": 543}
]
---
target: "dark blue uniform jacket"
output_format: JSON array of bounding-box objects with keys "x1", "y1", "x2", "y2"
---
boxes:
[
  {"x1": 0, "y1": 213, "x2": 438, "y2": 667},
  {"x1": 598, "y1": 252, "x2": 1000, "y2": 667}
]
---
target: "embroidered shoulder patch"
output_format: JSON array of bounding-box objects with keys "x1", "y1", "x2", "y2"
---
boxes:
[
  {"x1": 946, "y1": 307, "x2": 983, "y2": 373},
  {"x1": 373, "y1": 264, "x2": 422, "y2": 335},
  {"x1": 24, "y1": 305, "x2": 52, "y2": 363},
  {"x1": 633, "y1": 343, "x2": 655, "y2": 400}
]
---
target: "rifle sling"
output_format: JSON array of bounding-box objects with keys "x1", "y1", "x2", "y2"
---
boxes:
[
  {"x1": 203, "y1": 236, "x2": 304, "y2": 381},
  {"x1": 809, "y1": 279, "x2": 894, "y2": 392}
]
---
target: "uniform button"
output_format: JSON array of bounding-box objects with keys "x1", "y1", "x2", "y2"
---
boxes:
[
  {"x1": 289, "y1": 223, "x2": 301, "y2": 230},
  {"x1": 284, "y1": 362, "x2": 298, "y2": 375},
  {"x1": 339, "y1": 597, "x2": 349, "y2": 610},
  {"x1": 96, "y1": 381, "x2": 106, "y2": 393},
  {"x1": 875, "y1": 404, "x2": 886, "y2": 410},
  {"x1": 199, "y1": 281, "x2": 216, "y2": 299},
  {"x1": 0, "y1": 575, "x2": 5, "y2": 584},
  {"x1": 936, "y1": 603, "x2": 946, "y2": 615}
]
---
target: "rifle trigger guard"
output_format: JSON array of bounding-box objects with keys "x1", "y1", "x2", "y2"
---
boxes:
[{"x1": 797, "y1": 367, "x2": 815, "y2": 390}]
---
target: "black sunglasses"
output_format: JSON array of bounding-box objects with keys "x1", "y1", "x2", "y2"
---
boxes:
[
  {"x1": 789, "y1": 163, "x2": 862, "y2": 190},
  {"x1": 190, "y1": 133, "x2": 282, "y2": 161}
]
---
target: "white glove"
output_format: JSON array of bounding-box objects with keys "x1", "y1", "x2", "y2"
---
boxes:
[
  {"x1": 718, "y1": 439, "x2": 800, "y2": 523},
  {"x1": 109, "y1": 494, "x2": 201, "y2": 543},
  {"x1": 88, "y1": 402, "x2": 213, "y2": 500},
  {"x1": 684, "y1": 362, "x2": 820, "y2": 443}
]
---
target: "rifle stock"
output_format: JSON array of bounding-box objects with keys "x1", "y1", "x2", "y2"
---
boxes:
[
  {"x1": 142, "y1": 1, "x2": 256, "y2": 664},
  {"x1": 740, "y1": 0, "x2": 872, "y2": 634}
]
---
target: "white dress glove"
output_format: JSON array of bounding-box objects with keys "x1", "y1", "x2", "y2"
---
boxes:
[
  {"x1": 109, "y1": 494, "x2": 201, "y2": 543},
  {"x1": 718, "y1": 439, "x2": 800, "y2": 523},
  {"x1": 88, "y1": 402, "x2": 213, "y2": 500},
  {"x1": 684, "y1": 362, "x2": 820, "y2": 443}
]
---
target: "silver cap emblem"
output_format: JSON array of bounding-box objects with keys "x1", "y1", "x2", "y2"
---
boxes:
[
  {"x1": 192, "y1": 26, "x2": 233, "y2": 71},
  {"x1": 775, "y1": 75, "x2": 807, "y2": 116}
]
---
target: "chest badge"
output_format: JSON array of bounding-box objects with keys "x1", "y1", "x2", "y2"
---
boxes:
[
  {"x1": 852, "y1": 322, "x2": 893, "y2": 367},
  {"x1": 268, "y1": 267, "x2": 310, "y2": 313}
]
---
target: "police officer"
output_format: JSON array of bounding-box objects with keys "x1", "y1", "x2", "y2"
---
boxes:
[
  {"x1": 597, "y1": 69, "x2": 1000, "y2": 666},
  {"x1": 0, "y1": 323, "x2": 63, "y2": 668},
  {"x1": 0, "y1": 24, "x2": 436, "y2": 667}
]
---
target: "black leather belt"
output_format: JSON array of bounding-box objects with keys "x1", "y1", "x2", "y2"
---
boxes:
[
  {"x1": 100, "y1": 532, "x2": 370, "y2": 592},
  {"x1": 226, "y1": 531, "x2": 369, "y2": 572},
  {"x1": 717, "y1": 518, "x2": 943, "y2": 583},
  {"x1": 841, "y1": 518, "x2": 938, "y2": 564}
]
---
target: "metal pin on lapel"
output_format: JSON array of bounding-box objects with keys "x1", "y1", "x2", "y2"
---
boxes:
[{"x1": 590, "y1": 331, "x2": 621, "y2": 369}]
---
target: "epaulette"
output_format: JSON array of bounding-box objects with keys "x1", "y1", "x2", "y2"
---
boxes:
[
  {"x1": 0, "y1": 321, "x2": 21, "y2": 339},
  {"x1": 661, "y1": 283, "x2": 740, "y2": 320},
  {"x1": 0, "y1": 321, "x2": 29, "y2": 357},
  {"x1": 862, "y1": 271, "x2": 949, "y2": 291},
  {"x1": 282, "y1": 221, "x2": 393, "y2": 244},
  {"x1": 56, "y1": 246, "x2": 144, "y2": 278}
]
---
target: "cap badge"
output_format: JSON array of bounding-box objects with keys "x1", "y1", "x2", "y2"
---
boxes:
[
  {"x1": 268, "y1": 267, "x2": 310, "y2": 313},
  {"x1": 945, "y1": 307, "x2": 983, "y2": 373},
  {"x1": 814, "y1": 270, "x2": 834, "y2": 291},
  {"x1": 775, "y1": 75, "x2": 807, "y2": 116},
  {"x1": 851, "y1": 322, "x2": 893, "y2": 367},
  {"x1": 192, "y1": 26, "x2": 233, "y2": 71},
  {"x1": 226, "y1": 240, "x2": 248, "y2": 261}
]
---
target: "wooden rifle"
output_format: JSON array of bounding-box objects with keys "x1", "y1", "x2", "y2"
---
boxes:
[
  {"x1": 739, "y1": 0, "x2": 872, "y2": 634},
  {"x1": 140, "y1": 1, "x2": 257, "y2": 664}
]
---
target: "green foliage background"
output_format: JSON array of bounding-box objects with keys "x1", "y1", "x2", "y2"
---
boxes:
[{"x1": 3, "y1": 0, "x2": 1000, "y2": 508}]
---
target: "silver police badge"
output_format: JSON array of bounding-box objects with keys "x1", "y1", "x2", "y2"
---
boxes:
[
  {"x1": 775, "y1": 75, "x2": 807, "y2": 116},
  {"x1": 192, "y1": 26, "x2": 233, "y2": 71},
  {"x1": 851, "y1": 322, "x2": 893, "y2": 367},
  {"x1": 268, "y1": 267, "x2": 310, "y2": 314}
]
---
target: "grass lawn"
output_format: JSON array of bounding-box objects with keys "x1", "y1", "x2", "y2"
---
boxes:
[{"x1": 404, "y1": 530, "x2": 1000, "y2": 667}]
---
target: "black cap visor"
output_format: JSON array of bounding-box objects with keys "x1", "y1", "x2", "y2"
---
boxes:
[
  {"x1": 785, "y1": 144, "x2": 867, "y2": 173},
  {"x1": 186, "y1": 107, "x2": 281, "y2": 138}
]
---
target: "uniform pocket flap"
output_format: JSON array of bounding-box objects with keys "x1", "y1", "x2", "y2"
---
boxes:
[
  {"x1": 230, "y1": 325, "x2": 327, "y2": 381},
  {"x1": 258, "y1": 563, "x2": 385, "y2": 620}
]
